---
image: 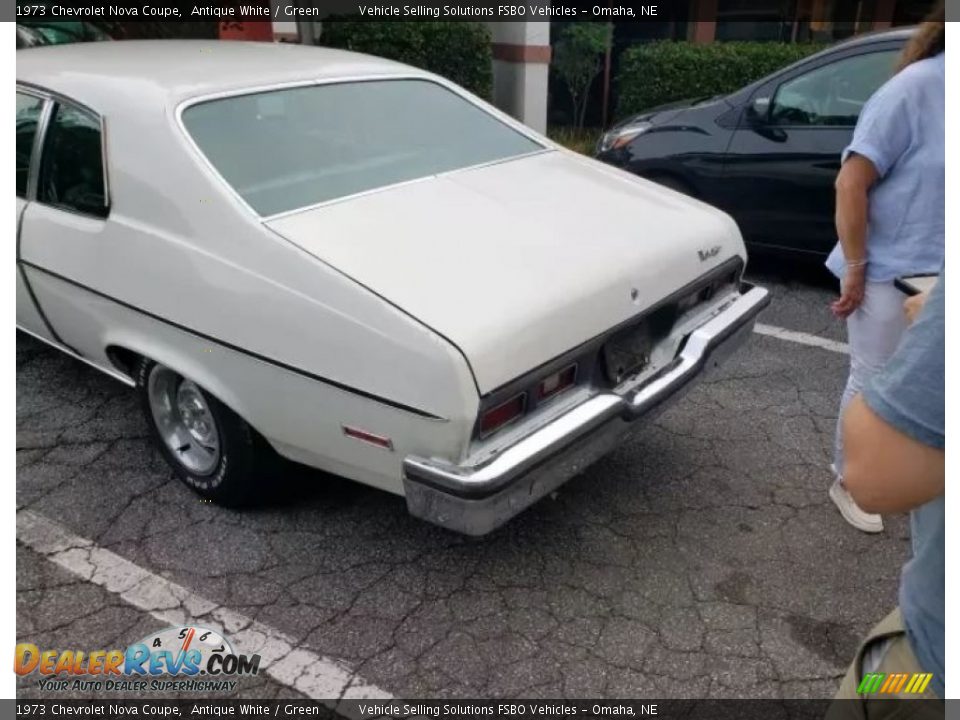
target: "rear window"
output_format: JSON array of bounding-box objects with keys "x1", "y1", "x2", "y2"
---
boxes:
[{"x1": 182, "y1": 79, "x2": 544, "y2": 216}]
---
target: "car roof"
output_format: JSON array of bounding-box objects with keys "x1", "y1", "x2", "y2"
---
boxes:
[
  {"x1": 792, "y1": 26, "x2": 915, "y2": 69},
  {"x1": 833, "y1": 25, "x2": 915, "y2": 48},
  {"x1": 16, "y1": 39, "x2": 423, "y2": 114},
  {"x1": 723, "y1": 25, "x2": 915, "y2": 103},
  {"x1": 782, "y1": 26, "x2": 915, "y2": 70}
]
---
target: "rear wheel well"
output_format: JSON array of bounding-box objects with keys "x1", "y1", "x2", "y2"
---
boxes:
[
  {"x1": 106, "y1": 346, "x2": 278, "y2": 454},
  {"x1": 105, "y1": 345, "x2": 141, "y2": 379}
]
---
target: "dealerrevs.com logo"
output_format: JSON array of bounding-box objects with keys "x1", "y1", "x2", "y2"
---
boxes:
[{"x1": 15, "y1": 625, "x2": 261, "y2": 693}]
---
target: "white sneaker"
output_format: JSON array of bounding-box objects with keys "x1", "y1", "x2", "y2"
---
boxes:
[{"x1": 829, "y1": 478, "x2": 884, "y2": 533}]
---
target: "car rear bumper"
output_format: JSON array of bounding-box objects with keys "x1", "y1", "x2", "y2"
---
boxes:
[{"x1": 402, "y1": 283, "x2": 770, "y2": 535}]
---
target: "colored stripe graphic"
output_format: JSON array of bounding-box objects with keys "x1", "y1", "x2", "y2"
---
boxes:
[
  {"x1": 858, "y1": 672, "x2": 932, "y2": 695},
  {"x1": 857, "y1": 673, "x2": 884, "y2": 694}
]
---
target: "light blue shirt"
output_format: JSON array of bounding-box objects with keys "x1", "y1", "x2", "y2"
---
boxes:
[
  {"x1": 863, "y1": 272, "x2": 944, "y2": 698},
  {"x1": 826, "y1": 53, "x2": 944, "y2": 282}
]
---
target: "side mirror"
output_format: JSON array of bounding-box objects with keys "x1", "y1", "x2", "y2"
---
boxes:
[{"x1": 749, "y1": 96, "x2": 771, "y2": 122}]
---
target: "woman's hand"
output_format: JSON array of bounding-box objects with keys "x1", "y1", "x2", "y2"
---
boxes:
[
  {"x1": 831, "y1": 265, "x2": 867, "y2": 318},
  {"x1": 904, "y1": 289, "x2": 930, "y2": 325},
  {"x1": 832, "y1": 155, "x2": 875, "y2": 320}
]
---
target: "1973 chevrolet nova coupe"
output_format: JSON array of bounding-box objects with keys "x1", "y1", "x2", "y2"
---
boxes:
[{"x1": 16, "y1": 41, "x2": 769, "y2": 535}]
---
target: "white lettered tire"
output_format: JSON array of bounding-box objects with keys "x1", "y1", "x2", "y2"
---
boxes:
[{"x1": 137, "y1": 358, "x2": 267, "y2": 506}]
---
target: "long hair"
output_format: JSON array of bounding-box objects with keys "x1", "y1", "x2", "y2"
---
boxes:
[{"x1": 897, "y1": 1, "x2": 945, "y2": 72}]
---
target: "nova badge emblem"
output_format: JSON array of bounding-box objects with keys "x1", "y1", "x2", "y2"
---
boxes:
[{"x1": 698, "y1": 245, "x2": 721, "y2": 262}]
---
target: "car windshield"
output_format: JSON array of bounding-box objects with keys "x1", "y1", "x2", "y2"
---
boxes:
[{"x1": 182, "y1": 79, "x2": 545, "y2": 216}]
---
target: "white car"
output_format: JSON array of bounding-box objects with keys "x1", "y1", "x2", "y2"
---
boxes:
[{"x1": 16, "y1": 41, "x2": 769, "y2": 535}]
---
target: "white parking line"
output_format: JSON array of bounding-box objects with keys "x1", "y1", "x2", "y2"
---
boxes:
[
  {"x1": 16, "y1": 510, "x2": 392, "y2": 709},
  {"x1": 754, "y1": 323, "x2": 849, "y2": 355}
]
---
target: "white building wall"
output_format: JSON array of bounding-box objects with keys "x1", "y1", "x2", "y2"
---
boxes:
[{"x1": 487, "y1": 21, "x2": 551, "y2": 134}]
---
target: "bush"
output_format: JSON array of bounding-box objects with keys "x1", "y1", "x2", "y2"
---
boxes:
[
  {"x1": 617, "y1": 41, "x2": 828, "y2": 118},
  {"x1": 553, "y1": 23, "x2": 611, "y2": 129},
  {"x1": 320, "y1": 21, "x2": 493, "y2": 100},
  {"x1": 548, "y1": 126, "x2": 602, "y2": 155}
]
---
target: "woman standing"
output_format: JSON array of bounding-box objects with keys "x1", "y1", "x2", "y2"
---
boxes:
[{"x1": 827, "y1": 8, "x2": 944, "y2": 534}]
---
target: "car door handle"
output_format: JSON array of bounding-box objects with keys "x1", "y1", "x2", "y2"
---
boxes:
[{"x1": 753, "y1": 126, "x2": 788, "y2": 143}]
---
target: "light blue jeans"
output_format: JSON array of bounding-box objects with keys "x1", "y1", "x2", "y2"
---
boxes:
[{"x1": 833, "y1": 281, "x2": 908, "y2": 478}]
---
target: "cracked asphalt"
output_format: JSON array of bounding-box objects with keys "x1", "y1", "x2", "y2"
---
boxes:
[{"x1": 16, "y1": 265, "x2": 911, "y2": 700}]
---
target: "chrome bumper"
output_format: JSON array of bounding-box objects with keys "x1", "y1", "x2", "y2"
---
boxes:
[{"x1": 403, "y1": 284, "x2": 770, "y2": 535}]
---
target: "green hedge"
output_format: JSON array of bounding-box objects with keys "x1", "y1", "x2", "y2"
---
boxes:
[
  {"x1": 617, "y1": 41, "x2": 828, "y2": 118},
  {"x1": 320, "y1": 21, "x2": 493, "y2": 100}
]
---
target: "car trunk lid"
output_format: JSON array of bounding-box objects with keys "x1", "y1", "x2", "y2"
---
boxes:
[{"x1": 265, "y1": 151, "x2": 745, "y2": 394}]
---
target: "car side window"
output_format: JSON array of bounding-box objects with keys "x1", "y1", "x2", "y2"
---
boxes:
[
  {"x1": 769, "y1": 50, "x2": 898, "y2": 127},
  {"x1": 37, "y1": 101, "x2": 108, "y2": 217},
  {"x1": 16, "y1": 92, "x2": 45, "y2": 198}
]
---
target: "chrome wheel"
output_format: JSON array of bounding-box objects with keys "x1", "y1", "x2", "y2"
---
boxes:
[{"x1": 147, "y1": 365, "x2": 221, "y2": 475}]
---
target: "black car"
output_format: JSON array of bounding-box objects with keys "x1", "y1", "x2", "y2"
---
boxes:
[{"x1": 596, "y1": 28, "x2": 912, "y2": 259}]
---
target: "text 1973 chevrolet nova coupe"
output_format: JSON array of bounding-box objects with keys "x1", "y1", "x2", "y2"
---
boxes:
[{"x1": 16, "y1": 41, "x2": 769, "y2": 535}]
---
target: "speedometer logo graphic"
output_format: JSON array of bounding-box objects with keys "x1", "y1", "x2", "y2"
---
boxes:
[{"x1": 129, "y1": 625, "x2": 234, "y2": 674}]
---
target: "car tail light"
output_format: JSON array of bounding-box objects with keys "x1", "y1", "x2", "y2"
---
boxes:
[
  {"x1": 538, "y1": 364, "x2": 577, "y2": 401},
  {"x1": 480, "y1": 393, "x2": 526, "y2": 437}
]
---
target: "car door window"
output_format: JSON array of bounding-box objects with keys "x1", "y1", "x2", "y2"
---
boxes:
[
  {"x1": 37, "y1": 101, "x2": 108, "y2": 217},
  {"x1": 16, "y1": 92, "x2": 45, "y2": 198},
  {"x1": 769, "y1": 49, "x2": 898, "y2": 127}
]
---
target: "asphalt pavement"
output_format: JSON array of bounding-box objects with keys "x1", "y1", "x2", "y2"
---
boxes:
[{"x1": 15, "y1": 264, "x2": 911, "y2": 701}]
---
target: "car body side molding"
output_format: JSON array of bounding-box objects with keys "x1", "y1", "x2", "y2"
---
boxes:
[{"x1": 19, "y1": 261, "x2": 447, "y2": 421}]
